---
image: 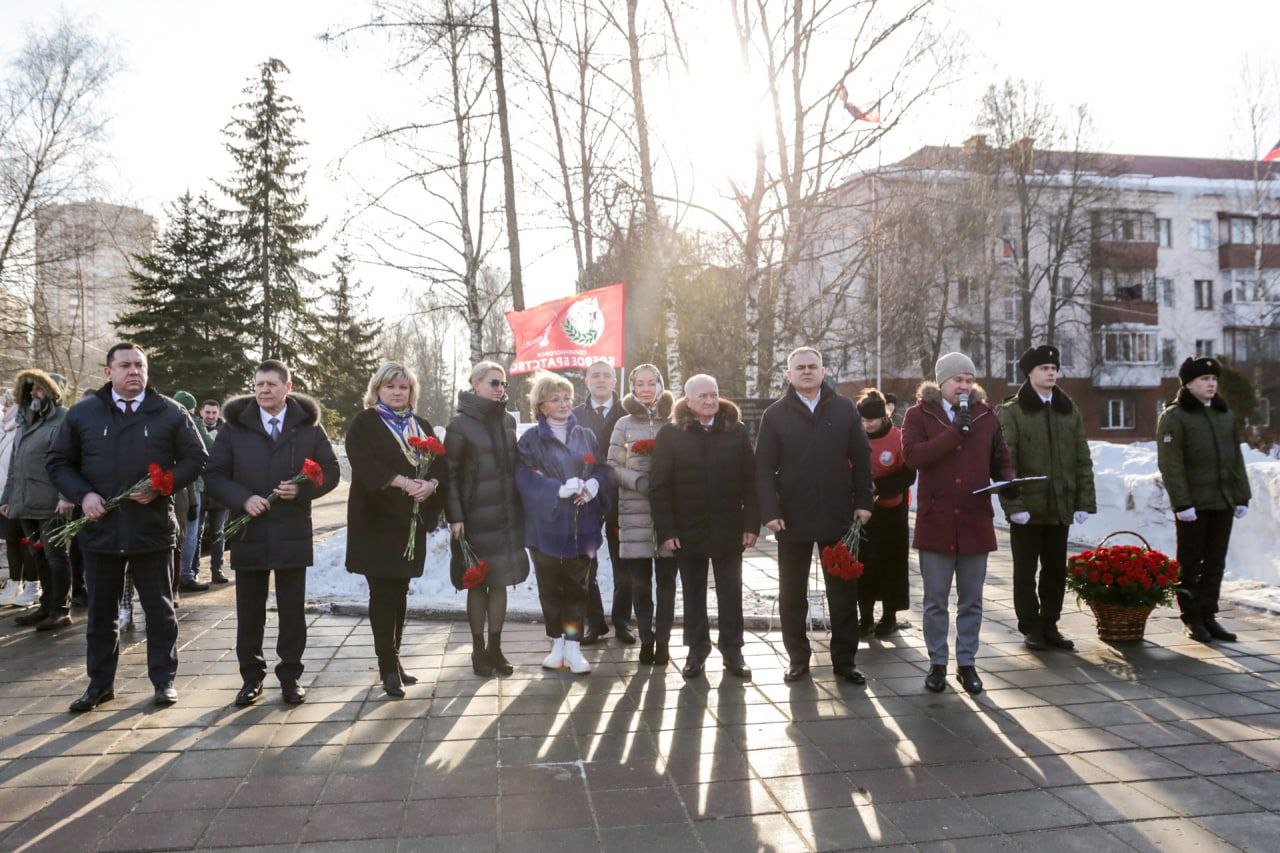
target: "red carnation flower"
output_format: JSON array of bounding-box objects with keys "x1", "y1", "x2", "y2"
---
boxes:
[
  {"x1": 148, "y1": 463, "x2": 175, "y2": 496},
  {"x1": 301, "y1": 458, "x2": 324, "y2": 487}
]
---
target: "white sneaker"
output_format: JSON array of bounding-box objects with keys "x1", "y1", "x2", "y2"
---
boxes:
[
  {"x1": 119, "y1": 603, "x2": 134, "y2": 631},
  {"x1": 0, "y1": 581, "x2": 18, "y2": 607},
  {"x1": 563, "y1": 639, "x2": 592, "y2": 675},
  {"x1": 13, "y1": 581, "x2": 40, "y2": 608},
  {"x1": 542, "y1": 636, "x2": 565, "y2": 670}
]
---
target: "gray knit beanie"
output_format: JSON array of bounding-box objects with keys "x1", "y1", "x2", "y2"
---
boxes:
[{"x1": 934, "y1": 352, "x2": 977, "y2": 384}]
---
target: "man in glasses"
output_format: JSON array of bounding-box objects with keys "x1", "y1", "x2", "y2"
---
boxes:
[
  {"x1": 756, "y1": 347, "x2": 874, "y2": 684},
  {"x1": 572, "y1": 360, "x2": 633, "y2": 645}
]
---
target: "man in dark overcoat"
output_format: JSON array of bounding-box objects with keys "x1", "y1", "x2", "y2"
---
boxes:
[
  {"x1": 755, "y1": 347, "x2": 874, "y2": 685},
  {"x1": 204, "y1": 360, "x2": 340, "y2": 705},
  {"x1": 47, "y1": 343, "x2": 208, "y2": 711}
]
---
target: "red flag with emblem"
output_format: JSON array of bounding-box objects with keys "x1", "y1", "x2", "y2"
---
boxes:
[{"x1": 506, "y1": 284, "x2": 625, "y2": 376}]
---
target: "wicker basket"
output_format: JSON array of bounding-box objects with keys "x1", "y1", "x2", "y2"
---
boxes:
[{"x1": 1083, "y1": 531, "x2": 1159, "y2": 642}]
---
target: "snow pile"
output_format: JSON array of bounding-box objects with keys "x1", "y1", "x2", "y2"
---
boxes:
[{"x1": 993, "y1": 441, "x2": 1280, "y2": 612}]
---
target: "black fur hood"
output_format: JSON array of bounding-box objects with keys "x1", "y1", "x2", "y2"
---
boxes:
[
  {"x1": 1175, "y1": 387, "x2": 1229, "y2": 412},
  {"x1": 223, "y1": 393, "x2": 322, "y2": 429},
  {"x1": 1013, "y1": 381, "x2": 1074, "y2": 414}
]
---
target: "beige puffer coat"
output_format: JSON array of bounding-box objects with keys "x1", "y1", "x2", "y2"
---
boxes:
[{"x1": 607, "y1": 391, "x2": 675, "y2": 559}]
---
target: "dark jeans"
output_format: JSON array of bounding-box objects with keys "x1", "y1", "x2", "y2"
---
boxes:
[
  {"x1": 236, "y1": 567, "x2": 307, "y2": 684},
  {"x1": 531, "y1": 549, "x2": 592, "y2": 639},
  {"x1": 1175, "y1": 509, "x2": 1234, "y2": 621},
  {"x1": 586, "y1": 522, "x2": 632, "y2": 631},
  {"x1": 20, "y1": 518, "x2": 71, "y2": 615},
  {"x1": 677, "y1": 552, "x2": 744, "y2": 659},
  {"x1": 83, "y1": 550, "x2": 177, "y2": 689},
  {"x1": 186, "y1": 505, "x2": 228, "y2": 578},
  {"x1": 367, "y1": 576, "x2": 410, "y2": 675},
  {"x1": 1009, "y1": 523, "x2": 1070, "y2": 634},
  {"x1": 777, "y1": 539, "x2": 860, "y2": 667},
  {"x1": 626, "y1": 556, "x2": 678, "y2": 645}
]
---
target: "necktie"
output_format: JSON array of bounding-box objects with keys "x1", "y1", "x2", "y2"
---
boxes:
[
  {"x1": 269, "y1": 417, "x2": 280, "y2": 442},
  {"x1": 123, "y1": 399, "x2": 135, "y2": 416},
  {"x1": 597, "y1": 405, "x2": 607, "y2": 420}
]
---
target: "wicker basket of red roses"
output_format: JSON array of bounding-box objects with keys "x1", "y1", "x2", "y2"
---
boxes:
[{"x1": 1065, "y1": 531, "x2": 1182, "y2": 642}]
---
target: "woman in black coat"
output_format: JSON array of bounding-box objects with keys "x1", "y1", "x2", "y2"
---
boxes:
[
  {"x1": 445, "y1": 360, "x2": 526, "y2": 676},
  {"x1": 345, "y1": 363, "x2": 447, "y2": 697}
]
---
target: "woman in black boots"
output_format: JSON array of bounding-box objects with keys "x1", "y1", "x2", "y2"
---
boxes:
[
  {"x1": 445, "y1": 361, "x2": 527, "y2": 676},
  {"x1": 345, "y1": 363, "x2": 447, "y2": 697}
]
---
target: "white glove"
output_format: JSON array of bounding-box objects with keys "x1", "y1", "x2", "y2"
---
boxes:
[
  {"x1": 581, "y1": 478, "x2": 600, "y2": 500},
  {"x1": 558, "y1": 477, "x2": 583, "y2": 498},
  {"x1": 1234, "y1": 505, "x2": 1248, "y2": 519},
  {"x1": 1009, "y1": 511, "x2": 1031, "y2": 525},
  {"x1": 1073, "y1": 511, "x2": 1089, "y2": 525},
  {"x1": 1175, "y1": 508, "x2": 1197, "y2": 522}
]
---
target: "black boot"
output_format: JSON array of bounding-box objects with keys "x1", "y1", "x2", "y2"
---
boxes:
[
  {"x1": 639, "y1": 643, "x2": 655, "y2": 665},
  {"x1": 859, "y1": 612, "x2": 875, "y2": 637},
  {"x1": 488, "y1": 632, "x2": 514, "y2": 675},
  {"x1": 653, "y1": 642, "x2": 670, "y2": 666},
  {"x1": 1204, "y1": 617, "x2": 1237, "y2": 642},
  {"x1": 472, "y1": 633, "x2": 494, "y2": 676},
  {"x1": 383, "y1": 671, "x2": 405, "y2": 698},
  {"x1": 1184, "y1": 618, "x2": 1213, "y2": 643},
  {"x1": 874, "y1": 610, "x2": 898, "y2": 637}
]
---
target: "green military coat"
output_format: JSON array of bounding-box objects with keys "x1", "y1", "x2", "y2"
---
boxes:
[
  {"x1": 997, "y1": 383, "x2": 1096, "y2": 525},
  {"x1": 1156, "y1": 388, "x2": 1251, "y2": 513}
]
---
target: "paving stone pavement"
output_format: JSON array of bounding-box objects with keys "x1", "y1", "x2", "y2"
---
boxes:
[{"x1": 0, "y1": 526, "x2": 1278, "y2": 851}]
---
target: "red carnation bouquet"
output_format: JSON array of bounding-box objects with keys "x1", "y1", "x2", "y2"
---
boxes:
[
  {"x1": 629, "y1": 439, "x2": 655, "y2": 456},
  {"x1": 404, "y1": 434, "x2": 447, "y2": 560},
  {"x1": 457, "y1": 536, "x2": 491, "y2": 589},
  {"x1": 1065, "y1": 543, "x2": 1181, "y2": 608},
  {"x1": 223, "y1": 458, "x2": 325, "y2": 541},
  {"x1": 820, "y1": 519, "x2": 865, "y2": 581},
  {"x1": 573, "y1": 453, "x2": 597, "y2": 549},
  {"x1": 48, "y1": 464, "x2": 175, "y2": 548}
]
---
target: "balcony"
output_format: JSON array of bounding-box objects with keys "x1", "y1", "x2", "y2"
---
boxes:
[
  {"x1": 1093, "y1": 298, "x2": 1158, "y2": 326},
  {"x1": 1092, "y1": 241, "x2": 1158, "y2": 271},
  {"x1": 1218, "y1": 243, "x2": 1280, "y2": 270},
  {"x1": 1093, "y1": 363, "x2": 1163, "y2": 389}
]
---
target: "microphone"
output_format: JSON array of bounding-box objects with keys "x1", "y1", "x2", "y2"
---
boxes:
[{"x1": 957, "y1": 392, "x2": 970, "y2": 432}]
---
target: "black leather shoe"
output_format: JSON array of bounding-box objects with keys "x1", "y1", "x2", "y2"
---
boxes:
[
  {"x1": 653, "y1": 643, "x2": 670, "y2": 666},
  {"x1": 1204, "y1": 618, "x2": 1237, "y2": 642},
  {"x1": 154, "y1": 684, "x2": 179, "y2": 706},
  {"x1": 178, "y1": 578, "x2": 210, "y2": 592},
  {"x1": 281, "y1": 682, "x2": 307, "y2": 704},
  {"x1": 211, "y1": 571, "x2": 230, "y2": 584},
  {"x1": 1184, "y1": 620, "x2": 1213, "y2": 643},
  {"x1": 874, "y1": 618, "x2": 897, "y2": 637},
  {"x1": 924, "y1": 664, "x2": 947, "y2": 693},
  {"x1": 682, "y1": 655, "x2": 706, "y2": 678},
  {"x1": 783, "y1": 661, "x2": 810, "y2": 683},
  {"x1": 383, "y1": 672, "x2": 405, "y2": 698},
  {"x1": 859, "y1": 615, "x2": 875, "y2": 638},
  {"x1": 69, "y1": 684, "x2": 114, "y2": 713},
  {"x1": 1043, "y1": 627, "x2": 1076, "y2": 650},
  {"x1": 639, "y1": 643, "x2": 655, "y2": 665},
  {"x1": 235, "y1": 681, "x2": 263, "y2": 706},
  {"x1": 398, "y1": 666, "x2": 419, "y2": 685},
  {"x1": 1023, "y1": 630, "x2": 1048, "y2": 651},
  {"x1": 834, "y1": 664, "x2": 866, "y2": 685},
  {"x1": 580, "y1": 626, "x2": 607, "y2": 646},
  {"x1": 723, "y1": 651, "x2": 751, "y2": 680},
  {"x1": 15, "y1": 609, "x2": 49, "y2": 626},
  {"x1": 36, "y1": 614, "x2": 72, "y2": 631},
  {"x1": 957, "y1": 666, "x2": 983, "y2": 695},
  {"x1": 615, "y1": 624, "x2": 637, "y2": 645}
]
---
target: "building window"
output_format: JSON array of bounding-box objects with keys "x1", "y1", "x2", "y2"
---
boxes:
[
  {"x1": 1192, "y1": 219, "x2": 1214, "y2": 250},
  {"x1": 1229, "y1": 216, "x2": 1257, "y2": 245},
  {"x1": 1103, "y1": 399, "x2": 1135, "y2": 430},
  {"x1": 957, "y1": 278, "x2": 973, "y2": 306},
  {"x1": 1194, "y1": 279, "x2": 1214, "y2": 310},
  {"x1": 1161, "y1": 338, "x2": 1176, "y2": 368},
  {"x1": 1231, "y1": 270, "x2": 1279, "y2": 303},
  {"x1": 1264, "y1": 219, "x2": 1280, "y2": 245},
  {"x1": 1102, "y1": 329, "x2": 1158, "y2": 364},
  {"x1": 1099, "y1": 269, "x2": 1155, "y2": 301},
  {"x1": 1094, "y1": 210, "x2": 1155, "y2": 242},
  {"x1": 1159, "y1": 278, "x2": 1174, "y2": 307},
  {"x1": 1005, "y1": 338, "x2": 1018, "y2": 384},
  {"x1": 1156, "y1": 218, "x2": 1172, "y2": 247},
  {"x1": 1061, "y1": 339, "x2": 1074, "y2": 369},
  {"x1": 1195, "y1": 339, "x2": 1215, "y2": 358},
  {"x1": 1003, "y1": 295, "x2": 1017, "y2": 322}
]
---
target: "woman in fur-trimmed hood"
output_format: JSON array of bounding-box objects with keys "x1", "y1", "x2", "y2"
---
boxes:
[{"x1": 3, "y1": 369, "x2": 69, "y2": 521}]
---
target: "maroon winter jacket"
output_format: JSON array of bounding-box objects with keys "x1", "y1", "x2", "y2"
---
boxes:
[{"x1": 902, "y1": 383, "x2": 1015, "y2": 555}]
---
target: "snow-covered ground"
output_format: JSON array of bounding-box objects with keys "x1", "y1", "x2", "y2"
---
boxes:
[{"x1": 990, "y1": 441, "x2": 1280, "y2": 614}]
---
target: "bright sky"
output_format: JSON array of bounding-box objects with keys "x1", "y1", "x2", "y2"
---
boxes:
[{"x1": 2, "y1": 0, "x2": 1278, "y2": 319}]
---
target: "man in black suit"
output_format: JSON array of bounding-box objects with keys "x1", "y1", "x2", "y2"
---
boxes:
[
  {"x1": 204, "y1": 360, "x2": 340, "y2": 706},
  {"x1": 47, "y1": 343, "x2": 208, "y2": 711},
  {"x1": 572, "y1": 360, "x2": 632, "y2": 644}
]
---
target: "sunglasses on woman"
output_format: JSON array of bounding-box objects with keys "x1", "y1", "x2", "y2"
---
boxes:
[{"x1": 488, "y1": 379, "x2": 509, "y2": 388}]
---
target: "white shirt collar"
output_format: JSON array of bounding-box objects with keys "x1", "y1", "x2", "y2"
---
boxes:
[
  {"x1": 1038, "y1": 392, "x2": 1053, "y2": 404},
  {"x1": 260, "y1": 404, "x2": 286, "y2": 433},
  {"x1": 111, "y1": 388, "x2": 145, "y2": 412},
  {"x1": 589, "y1": 397, "x2": 613, "y2": 415},
  {"x1": 796, "y1": 389, "x2": 820, "y2": 412}
]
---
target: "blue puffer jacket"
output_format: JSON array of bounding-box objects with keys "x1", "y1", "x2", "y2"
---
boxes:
[{"x1": 515, "y1": 414, "x2": 613, "y2": 558}]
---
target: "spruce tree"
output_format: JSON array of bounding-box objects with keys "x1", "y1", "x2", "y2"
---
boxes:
[
  {"x1": 115, "y1": 192, "x2": 253, "y2": 400},
  {"x1": 220, "y1": 57, "x2": 322, "y2": 368},
  {"x1": 310, "y1": 250, "x2": 383, "y2": 433}
]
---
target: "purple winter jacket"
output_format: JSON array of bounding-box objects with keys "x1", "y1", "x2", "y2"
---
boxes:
[{"x1": 515, "y1": 414, "x2": 614, "y2": 558}]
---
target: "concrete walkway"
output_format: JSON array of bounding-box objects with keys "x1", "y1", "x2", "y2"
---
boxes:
[{"x1": 0, "y1": 527, "x2": 1277, "y2": 851}]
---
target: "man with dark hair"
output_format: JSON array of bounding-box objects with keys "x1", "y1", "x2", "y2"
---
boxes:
[
  {"x1": 204, "y1": 360, "x2": 340, "y2": 706},
  {"x1": 47, "y1": 344, "x2": 208, "y2": 711},
  {"x1": 195, "y1": 400, "x2": 229, "y2": 583}
]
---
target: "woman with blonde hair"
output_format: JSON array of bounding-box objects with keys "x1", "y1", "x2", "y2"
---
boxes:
[
  {"x1": 607, "y1": 364, "x2": 676, "y2": 665},
  {"x1": 445, "y1": 360, "x2": 526, "y2": 676},
  {"x1": 345, "y1": 362, "x2": 447, "y2": 697},
  {"x1": 515, "y1": 371, "x2": 612, "y2": 674}
]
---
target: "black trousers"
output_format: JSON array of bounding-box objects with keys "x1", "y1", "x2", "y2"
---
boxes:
[
  {"x1": 83, "y1": 550, "x2": 177, "y2": 689},
  {"x1": 777, "y1": 539, "x2": 860, "y2": 667},
  {"x1": 69, "y1": 535, "x2": 86, "y2": 597},
  {"x1": 20, "y1": 518, "x2": 72, "y2": 616},
  {"x1": 857, "y1": 502, "x2": 911, "y2": 620},
  {"x1": 677, "y1": 552, "x2": 744, "y2": 658},
  {"x1": 586, "y1": 522, "x2": 632, "y2": 631},
  {"x1": 367, "y1": 576, "x2": 410, "y2": 675},
  {"x1": 1009, "y1": 523, "x2": 1070, "y2": 634},
  {"x1": 1175, "y1": 509, "x2": 1234, "y2": 621},
  {"x1": 531, "y1": 549, "x2": 591, "y2": 639},
  {"x1": 235, "y1": 567, "x2": 307, "y2": 684},
  {"x1": 626, "y1": 556, "x2": 678, "y2": 645},
  {"x1": 1, "y1": 515, "x2": 32, "y2": 582}
]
